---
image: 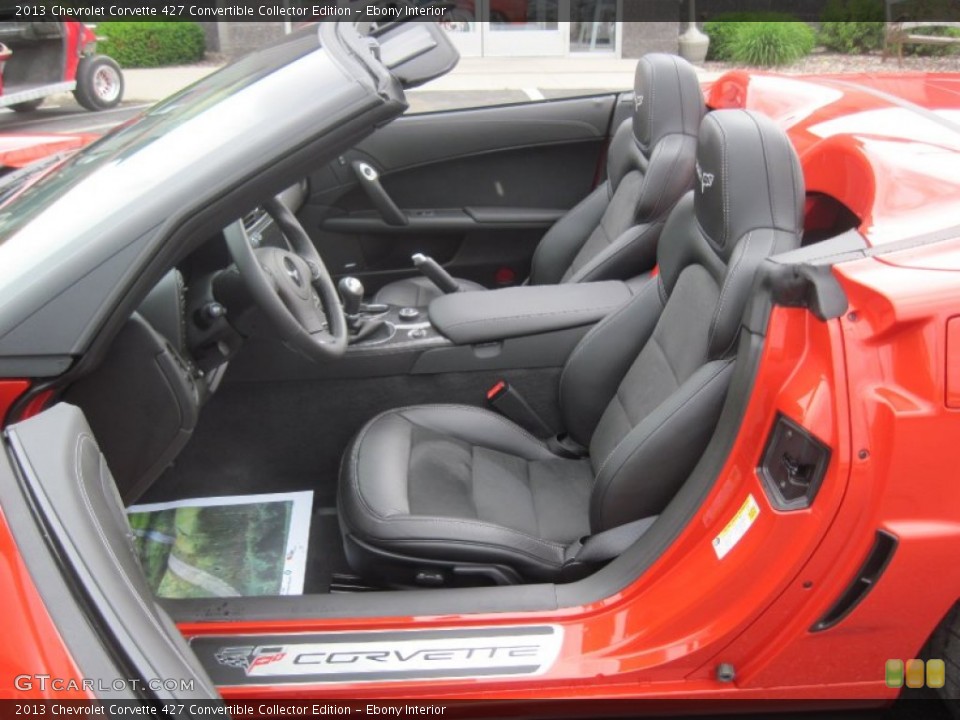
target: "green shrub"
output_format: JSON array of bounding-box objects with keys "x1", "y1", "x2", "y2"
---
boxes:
[
  {"x1": 730, "y1": 22, "x2": 817, "y2": 67},
  {"x1": 98, "y1": 22, "x2": 205, "y2": 68},
  {"x1": 818, "y1": 0, "x2": 885, "y2": 52},
  {"x1": 703, "y1": 13, "x2": 800, "y2": 60},
  {"x1": 820, "y1": 0, "x2": 885, "y2": 23},
  {"x1": 818, "y1": 21, "x2": 886, "y2": 52}
]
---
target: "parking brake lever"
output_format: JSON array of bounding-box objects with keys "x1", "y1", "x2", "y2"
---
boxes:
[
  {"x1": 413, "y1": 253, "x2": 460, "y2": 295},
  {"x1": 352, "y1": 161, "x2": 407, "y2": 226}
]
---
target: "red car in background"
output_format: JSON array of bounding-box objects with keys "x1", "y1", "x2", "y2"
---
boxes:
[
  {"x1": 0, "y1": 131, "x2": 97, "y2": 170},
  {"x1": 0, "y1": 22, "x2": 958, "y2": 717},
  {"x1": 0, "y1": 20, "x2": 123, "y2": 112}
]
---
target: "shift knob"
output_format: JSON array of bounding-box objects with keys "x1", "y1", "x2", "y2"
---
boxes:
[{"x1": 338, "y1": 276, "x2": 364, "y2": 317}]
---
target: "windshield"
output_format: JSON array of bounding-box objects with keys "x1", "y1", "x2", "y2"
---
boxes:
[
  {"x1": 0, "y1": 26, "x2": 321, "y2": 243},
  {"x1": 0, "y1": 152, "x2": 69, "y2": 206}
]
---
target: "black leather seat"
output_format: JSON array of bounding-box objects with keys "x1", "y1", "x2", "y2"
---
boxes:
[
  {"x1": 339, "y1": 109, "x2": 805, "y2": 586},
  {"x1": 373, "y1": 53, "x2": 705, "y2": 308}
]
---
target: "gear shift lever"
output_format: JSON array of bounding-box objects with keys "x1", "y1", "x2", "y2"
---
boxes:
[
  {"x1": 338, "y1": 276, "x2": 364, "y2": 322},
  {"x1": 338, "y1": 276, "x2": 386, "y2": 343}
]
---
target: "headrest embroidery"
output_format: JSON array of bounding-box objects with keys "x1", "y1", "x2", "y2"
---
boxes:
[{"x1": 696, "y1": 163, "x2": 714, "y2": 193}]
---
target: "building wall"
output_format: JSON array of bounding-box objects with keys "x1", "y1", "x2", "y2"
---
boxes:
[
  {"x1": 208, "y1": 19, "x2": 684, "y2": 60},
  {"x1": 212, "y1": 21, "x2": 286, "y2": 59},
  {"x1": 208, "y1": 14, "x2": 829, "y2": 60},
  {"x1": 621, "y1": 20, "x2": 681, "y2": 57},
  {"x1": 199, "y1": 21, "x2": 220, "y2": 53}
]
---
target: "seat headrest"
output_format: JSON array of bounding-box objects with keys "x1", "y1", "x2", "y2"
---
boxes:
[
  {"x1": 633, "y1": 53, "x2": 704, "y2": 149},
  {"x1": 694, "y1": 109, "x2": 804, "y2": 261}
]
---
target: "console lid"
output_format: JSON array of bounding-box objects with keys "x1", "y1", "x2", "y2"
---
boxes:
[{"x1": 429, "y1": 281, "x2": 633, "y2": 345}]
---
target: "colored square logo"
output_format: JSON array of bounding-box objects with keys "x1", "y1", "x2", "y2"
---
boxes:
[
  {"x1": 905, "y1": 659, "x2": 925, "y2": 688},
  {"x1": 927, "y1": 659, "x2": 946, "y2": 689},
  {"x1": 885, "y1": 659, "x2": 904, "y2": 688}
]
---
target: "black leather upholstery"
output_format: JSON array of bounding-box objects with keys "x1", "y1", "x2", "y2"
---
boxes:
[
  {"x1": 339, "y1": 405, "x2": 592, "y2": 580},
  {"x1": 374, "y1": 276, "x2": 485, "y2": 308},
  {"x1": 374, "y1": 53, "x2": 704, "y2": 307},
  {"x1": 339, "y1": 109, "x2": 805, "y2": 585},
  {"x1": 429, "y1": 280, "x2": 633, "y2": 345}
]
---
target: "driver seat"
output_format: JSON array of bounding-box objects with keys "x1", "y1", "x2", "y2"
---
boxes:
[
  {"x1": 338, "y1": 110, "x2": 804, "y2": 586},
  {"x1": 373, "y1": 53, "x2": 704, "y2": 307}
]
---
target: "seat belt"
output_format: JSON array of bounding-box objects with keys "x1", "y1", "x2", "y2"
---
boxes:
[
  {"x1": 562, "y1": 516, "x2": 658, "y2": 579},
  {"x1": 485, "y1": 379, "x2": 554, "y2": 438},
  {"x1": 484, "y1": 380, "x2": 589, "y2": 458}
]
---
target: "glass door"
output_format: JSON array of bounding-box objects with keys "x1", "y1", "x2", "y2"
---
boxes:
[
  {"x1": 569, "y1": 0, "x2": 619, "y2": 53},
  {"x1": 437, "y1": 2, "x2": 573, "y2": 57},
  {"x1": 439, "y1": 4, "x2": 483, "y2": 57},
  {"x1": 481, "y1": 0, "x2": 569, "y2": 56}
]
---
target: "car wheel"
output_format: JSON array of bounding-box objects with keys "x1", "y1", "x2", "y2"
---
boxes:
[
  {"x1": 10, "y1": 98, "x2": 44, "y2": 112},
  {"x1": 73, "y1": 55, "x2": 124, "y2": 111},
  {"x1": 928, "y1": 601, "x2": 960, "y2": 715}
]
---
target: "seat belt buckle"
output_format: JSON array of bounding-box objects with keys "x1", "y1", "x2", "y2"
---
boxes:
[
  {"x1": 485, "y1": 380, "x2": 553, "y2": 438},
  {"x1": 547, "y1": 433, "x2": 587, "y2": 459}
]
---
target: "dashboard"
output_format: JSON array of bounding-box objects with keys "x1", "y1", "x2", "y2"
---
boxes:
[{"x1": 64, "y1": 182, "x2": 308, "y2": 504}]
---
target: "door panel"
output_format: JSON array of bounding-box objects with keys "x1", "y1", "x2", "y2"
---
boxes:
[
  {"x1": 5, "y1": 403, "x2": 222, "y2": 705},
  {"x1": 349, "y1": 95, "x2": 613, "y2": 172},
  {"x1": 299, "y1": 94, "x2": 618, "y2": 294}
]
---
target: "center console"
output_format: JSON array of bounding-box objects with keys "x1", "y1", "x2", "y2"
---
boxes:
[
  {"x1": 346, "y1": 302, "x2": 449, "y2": 354},
  {"x1": 343, "y1": 279, "x2": 634, "y2": 370},
  {"x1": 427, "y1": 281, "x2": 632, "y2": 344},
  {"x1": 229, "y1": 276, "x2": 640, "y2": 381}
]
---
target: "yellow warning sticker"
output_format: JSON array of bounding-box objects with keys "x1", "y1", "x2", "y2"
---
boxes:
[{"x1": 712, "y1": 494, "x2": 760, "y2": 560}]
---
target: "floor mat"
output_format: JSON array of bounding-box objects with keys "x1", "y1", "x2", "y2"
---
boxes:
[
  {"x1": 302, "y1": 506, "x2": 370, "y2": 594},
  {"x1": 126, "y1": 491, "x2": 313, "y2": 599}
]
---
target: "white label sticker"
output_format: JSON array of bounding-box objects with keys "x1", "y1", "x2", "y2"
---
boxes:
[{"x1": 712, "y1": 494, "x2": 760, "y2": 559}]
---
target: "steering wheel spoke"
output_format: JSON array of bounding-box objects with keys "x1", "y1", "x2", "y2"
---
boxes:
[{"x1": 222, "y1": 199, "x2": 348, "y2": 360}]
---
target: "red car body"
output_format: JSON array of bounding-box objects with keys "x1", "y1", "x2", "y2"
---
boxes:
[
  {"x1": 2, "y1": 69, "x2": 959, "y2": 707},
  {"x1": 0, "y1": 21, "x2": 95, "y2": 103},
  {"x1": 0, "y1": 132, "x2": 98, "y2": 170},
  {"x1": 0, "y1": 20, "x2": 123, "y2": 112}
]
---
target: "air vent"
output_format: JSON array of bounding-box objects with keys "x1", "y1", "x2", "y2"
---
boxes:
[{"x1": 811, "y1": 530, "x2": 898, "y2": 632}]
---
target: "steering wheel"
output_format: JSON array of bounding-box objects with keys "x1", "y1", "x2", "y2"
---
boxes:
[{"x1": 223, "y1": 196, "x2": 348, "y2": 360}]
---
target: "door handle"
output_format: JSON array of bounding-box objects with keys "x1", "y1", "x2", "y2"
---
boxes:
[{"x1": 351, "y1": 161, "x2": 408, "y2": 226}]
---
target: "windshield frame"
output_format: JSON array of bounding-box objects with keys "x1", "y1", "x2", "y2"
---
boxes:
[{"x1": 0, "y1": 22, "x2": 403, "y2": 375}]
